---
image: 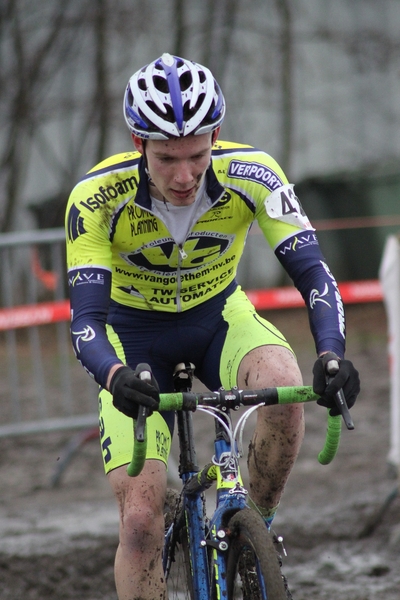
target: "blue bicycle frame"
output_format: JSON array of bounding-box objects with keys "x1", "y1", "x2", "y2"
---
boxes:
[{"x1": 164, "y1": 405, "x2": 268, "y2": 599}]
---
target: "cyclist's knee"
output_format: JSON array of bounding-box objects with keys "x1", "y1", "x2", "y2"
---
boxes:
[
  {"x1": 238, "y1": 345, "x2": 302, "y2": 389},
  {"x1": 108, "y1": 461, "x2": 167, "y2": 551},
  {"x1": 258, "y1": 401, "x2": 304, "y2": 430},
  {"x1": 119, "y1": 500, "x2": 163, "y2": 550}
]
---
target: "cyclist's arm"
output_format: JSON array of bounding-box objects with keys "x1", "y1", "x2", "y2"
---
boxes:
[
  {"x1": 66, "y1": 181, "x2": 126, "y2": 388},
  {"x1": 68, "y1": 266, "x2": 124, "y2": 388},
  {"x1": 275, "y1": 237, "x2": 346, "y2": 358},
  {"x1": 256, "y1": 183, "x2": 346, "y2": 358}
]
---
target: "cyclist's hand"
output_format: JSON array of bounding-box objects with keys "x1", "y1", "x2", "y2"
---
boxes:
[
  {"x1": 110, "y1": 365, "x2": 160, "y2": 419},
  {"x1": 313, "y1": 352, "x2": 360, "y2": 416}
]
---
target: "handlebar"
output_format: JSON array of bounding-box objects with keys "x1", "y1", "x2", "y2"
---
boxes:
[
  {"x1": 126, "y1": 369, "x2": 151, "y2": 477},
  {"x1": 324, "y1": 354, "x2": 355, "y2": 431},
  {"x1": 127, "y1": 385, "x2": 346, "y2": 477}
]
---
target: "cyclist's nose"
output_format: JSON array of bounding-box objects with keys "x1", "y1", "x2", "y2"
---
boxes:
[{"x1": 173, "y1": 161, "x2": 195, "y2": 185}]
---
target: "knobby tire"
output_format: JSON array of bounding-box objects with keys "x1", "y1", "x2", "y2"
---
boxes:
[
  {"x1": 164, "y1": 488, "x2": 195, "y2": 599},
  {"x1": 226, "y1": 508, "x2": 288, "y2": 600}
]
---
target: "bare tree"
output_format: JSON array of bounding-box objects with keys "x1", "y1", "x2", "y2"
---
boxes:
[
  {"x1": 275, "y1": 0, "x2": 294, "y2": 176},
  {"x1": 93, "y1": 0, "x2": 110, "y2": 163},
  {"x1": 173, "y1": 0, "x2": 187, "y2": 57},
  {"x1": 0, "y1": 0, "x2": 82, "y2": 231},
  {"x1": 201, "y1": 0, "x2": 240, "y2": 85}
]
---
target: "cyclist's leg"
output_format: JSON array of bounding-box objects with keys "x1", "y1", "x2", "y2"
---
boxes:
[
  {"x1": 100, "y1": 383, "x2": 172, "y2": 600},
  {"x1": 98, "y1": 316, "x2": 175, "y2": 600},
  {"x1": 217, "y1": 286, "x2": 305, "y2": 514},
  {"x1": 108, "y1": 460, "x2": 168, "y2": 600},
  {"x1": 238, "y1": 344, "x2": 304, "y2": 511}
]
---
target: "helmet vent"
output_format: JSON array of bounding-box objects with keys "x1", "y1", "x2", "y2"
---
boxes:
[
  {"x1": 179, "y1": 71, "x2": 192, "y2": 91},
  {"x1": 153, "y1": 75, "x2": 169, "y2": 94},
  {"x1": 148, "y1": 101, "x2": 175, "y2": 123}
]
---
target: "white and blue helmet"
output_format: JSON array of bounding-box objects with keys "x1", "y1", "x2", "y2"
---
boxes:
[{"x1": 124, "y1": 53, "x2": 225, "y2": 140}]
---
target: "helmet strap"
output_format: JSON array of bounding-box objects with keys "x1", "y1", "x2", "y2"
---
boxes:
[{"x1": 141, "y1": 140, "x2": 153, "y2": 183}]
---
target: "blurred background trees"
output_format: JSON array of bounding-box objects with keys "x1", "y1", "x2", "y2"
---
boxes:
[{"x1": 1, "y1": 0, "x2": 400, "y2": 282}]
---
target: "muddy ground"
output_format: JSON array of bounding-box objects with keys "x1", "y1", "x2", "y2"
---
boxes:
[{"x1": 0, "y1": 302, "x2": 399, "y2": 599}]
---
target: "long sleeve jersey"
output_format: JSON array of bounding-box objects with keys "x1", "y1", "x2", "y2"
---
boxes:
[{"x1": 66, "y1": 140, "x2": 346, "y2": 386}]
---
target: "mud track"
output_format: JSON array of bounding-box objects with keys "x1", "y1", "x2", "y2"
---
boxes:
[{"x1": 0, "y1": 303, "x2": 399, "y2": 599}]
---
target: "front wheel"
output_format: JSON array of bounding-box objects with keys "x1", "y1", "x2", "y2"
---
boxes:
[
  {"x1": 225, "y1": 508, "x2": 288, "y2": 600},
  {"x1": 163, "y1": 488, "x2": 194, "y2": 599}
]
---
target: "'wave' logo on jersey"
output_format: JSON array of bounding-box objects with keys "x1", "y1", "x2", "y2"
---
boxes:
[
  {"x1": 67, "y1": 204, "x2": 87, "y2": 242},
  {"x1": 277, "y1": 232, "x2": 318, "y2": 255},
  {"x1": 120, "y1": 232, "x2": 234, "y2": 275},
  {"x1": 228, "y1": 161, "x2": 283, "y2": 192}
]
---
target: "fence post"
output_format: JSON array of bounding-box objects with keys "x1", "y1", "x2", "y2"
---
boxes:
[{"x1": 379, "y1": 234, "x2": 400, "y2": 472}]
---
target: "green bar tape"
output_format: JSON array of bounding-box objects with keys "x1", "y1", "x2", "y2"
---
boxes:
[
  {"x1": 127, "y1": 422, "x2": 147, "y2": 477},
  {"x1": 159, "y1": 392, "x2": 184, "y2": 411},
  {"x1": 277, "y1": 386, "x2": 319, "y2": 404},
  {"x1": 318, "y1": 413, "x2": 342, "y2": 465}
]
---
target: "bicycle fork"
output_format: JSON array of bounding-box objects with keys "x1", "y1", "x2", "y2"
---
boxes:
[{"x1": 181, "y1": 407, "x2": 251, "y2": 599}]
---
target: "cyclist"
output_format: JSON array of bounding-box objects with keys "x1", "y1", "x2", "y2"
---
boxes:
[{"x1": 65, "y1": 53, "x2": 360, "y2": 600}]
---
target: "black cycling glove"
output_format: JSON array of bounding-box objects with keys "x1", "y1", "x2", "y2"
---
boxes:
[
  {"x1": 313, "y1": 352, "x2": 360, "y2": 416},
  {"x1": 110, "y1": 364, "x2": 160, "y2": 419}
]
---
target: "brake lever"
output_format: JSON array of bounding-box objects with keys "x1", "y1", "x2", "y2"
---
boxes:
[
  {"x1": 326, "y1": 358, "x2": 355, "y2": 431},
  {"x1": 135, "y1": 368, "x2": 152, "y2": 442}
]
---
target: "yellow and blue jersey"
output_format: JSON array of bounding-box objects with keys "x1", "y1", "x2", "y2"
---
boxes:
[{"x1": 66, "y1": 141, "x2": 346, "y2": 387}]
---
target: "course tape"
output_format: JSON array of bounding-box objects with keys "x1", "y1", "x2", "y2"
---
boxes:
[
  {"x1": 246, "y1": 279, "x2": 383, "y2": 310},
  {"x1": 0, "y1": 300, "x2": 70, "y2": 331},
  {"x1": 0, "y1": 280, "x2": 383, "y2": 331}
]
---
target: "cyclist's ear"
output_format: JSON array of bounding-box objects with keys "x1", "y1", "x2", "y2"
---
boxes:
[
  {"x1": 212, "y1": 127, "x2": 221, "y2": 146},
  {"x1": 132, "y1": 134, "x2": 144, "y2": 154}
]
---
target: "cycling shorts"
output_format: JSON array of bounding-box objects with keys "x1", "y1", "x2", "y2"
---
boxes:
[{"x1": 99, "y1": 282, "x2": 294, "y2": 474}]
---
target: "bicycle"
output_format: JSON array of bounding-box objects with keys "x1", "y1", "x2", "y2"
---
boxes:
[{"x1": 128, "y1": 361, "x2": 352, "y2": 600}]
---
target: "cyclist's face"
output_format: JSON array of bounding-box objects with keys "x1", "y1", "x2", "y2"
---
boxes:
[{"x1": 133, "y1": 130, "x2": 219, "y2": 206}]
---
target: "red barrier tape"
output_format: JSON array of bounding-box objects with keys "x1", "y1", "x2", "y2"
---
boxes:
[
  {"x1": 0, "y1": 280, "x2": 383, "y2": 331},
  {"x1": 246, "y1": 279, "x2": 383, "y2": 310},
  {"x1": 0, "y1": 300, "x2": 70, "y2": 331}
]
